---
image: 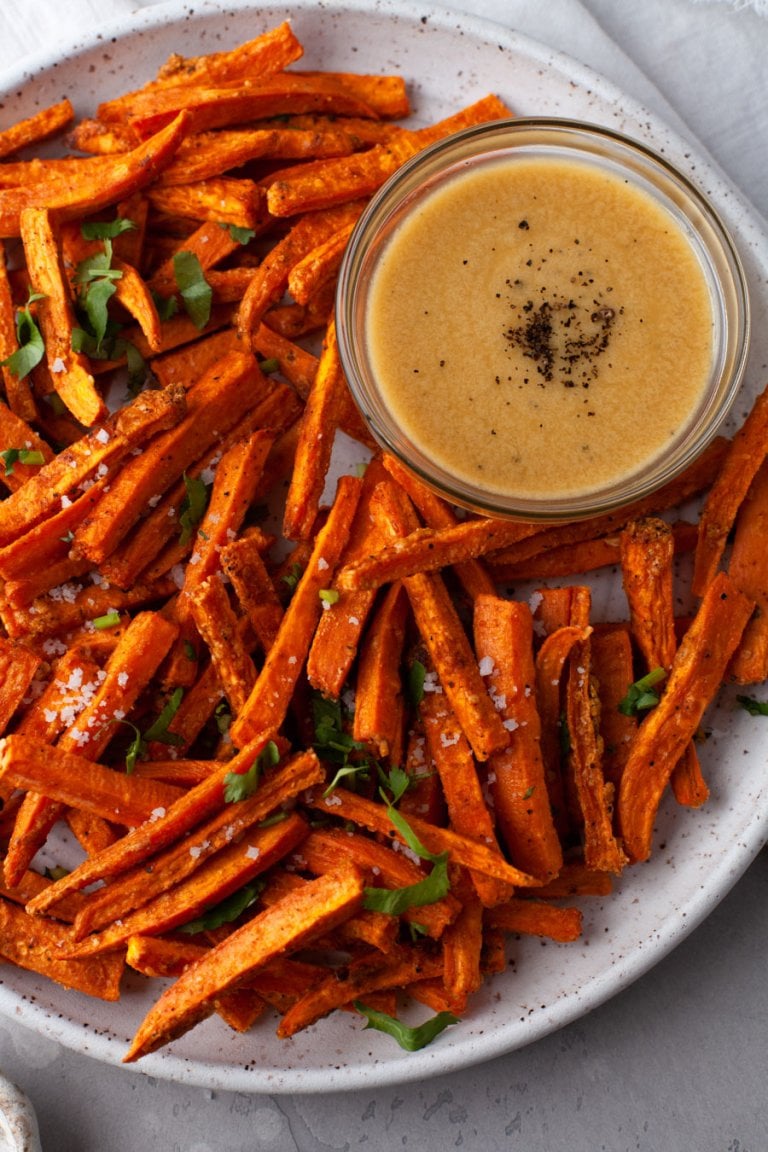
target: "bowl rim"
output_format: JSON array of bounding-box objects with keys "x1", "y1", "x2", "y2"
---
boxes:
[{"x1": 336, "y1": 115, "x2": 752, "y2": 522}]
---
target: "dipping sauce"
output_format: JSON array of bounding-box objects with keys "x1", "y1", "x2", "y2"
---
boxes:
[{"x1": 365, "y1": 154, "x2": 715, "y2": 502}]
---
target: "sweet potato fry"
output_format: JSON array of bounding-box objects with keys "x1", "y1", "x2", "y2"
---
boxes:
[
  {"x1": 693, "y1": 386, "x2": 768, "y2": 596},
  {"x1": 485, "y1": 898, "x2": 583, "y2": 943},
  {"x1": 0, "y1": 734, "x2": 183, "y2": 827},
  {"x1": 0, "y1": 898, "x2": 124, "y2": 1000},
  {"x1": 283, "y1": 317, "x2": 348, "y2": 540},
  {"x1": 381, "y1": 454, "x2": 497, "y2": 601},
  {"x1": 219, "y1": 534, "x2": 284, "y2": 655},
  {"x1": 0, "y1": 639, "x2": 42, "y2": 735},
  {"x1": 152, "y1": 21, "x2": 304, "y2": 89},
  {"x1": 291, "y1": 826, "x2": 459, "y2": 940},
  {"x1": 727, "y1": 456, "x2": 768, "y2": 683},
  {"x1": 188, "y1": 578, "x2": 257, "y2": 715},
  {"x1": 352, "y1": 581, "x2": 410, "y2": 760},
  {"x1": 229, "y1": 475, "x2": 363, "y2": 746},
  {"x1": 20, "y1": 207, "x2": 107, "y2": 426},
  {"x1": 277, "y1": 946, "x2": 443, "y2": 1039},
  {"x1": 419, "y1": 683, "x2": 513, "y2": 908},
  {"x1": 534, "y1": 624, "x2": 591, "y2": 838},
  {"x1": 123, "y1": 864, "x2": 365, "y2": 1061},
  {"x1": 473, "y1": 594, "x2": 563, "y2": 882},
  {"x1": 306, "y1": 788, "x2": 540, "y2": 889},
  {"x1": 0, "y1": 383, "x2": 185, "y2": 547},
  {"x1": 23, "y1": 734, "x2": 294, "y2": 916},
  {"x1": 0, "y1": 246, "x2": 37, "y2": 421},
  {"x1": 72, "y1": 351, "x2": 267, "y2": 564},
  {"x1": 368, "y1": 478, "x2": 510, "y2": 762},
  {"x1": 0, "y1": 112, "x2": 188, "y2": 238},
  {"x1": 618, "y1": 570, "x2": 754, "y2": 862},
  {"x1": 487, "y1": 436, "x2": 730, "y2": 571},
  {"x1": 146, "y1": 177, "x2": 268, "y2": 230},
  {"x1": 620, "y1": 517, "x2": 709, "y2": 808},
  {"x1": 0, "y1": 98, "x2": 74, "y2": 160},
  {"x1": 68, "y1": 811, "x2": 309, "y2": 957},
  {"x1": 590, "y1": 628, "x2": 637, "y2": 790},
  {"x1": 237, "y1": 200, "x2": 365, "y2": 343}
]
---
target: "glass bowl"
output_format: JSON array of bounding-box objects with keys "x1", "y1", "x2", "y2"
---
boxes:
[{"x1": 335, "y1": 118, "x2": 750, "y2": 521}]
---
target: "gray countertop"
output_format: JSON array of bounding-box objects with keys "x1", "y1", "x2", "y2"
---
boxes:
[{"x1": 0, "y1": 1, "x2": 766, "y2": 1147}]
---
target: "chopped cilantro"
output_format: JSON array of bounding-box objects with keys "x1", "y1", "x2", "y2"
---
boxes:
[
  {"x1": 143, "y1": 687, "x2": 185, "y2": 746},
  {"x1": 179, "y1": 881, "x2": 263, "y2": 935},
  {"x1": 618, "y1": 667, "x2": 667, "y2": 716},
  {"x1": 354, "y1": 1002, "x2": 459, "y2": 1051},
  {"x1": 281, "y1": 561, "x2": 303, "y2": 595},
  {"x1": 221, "y1": 223, "x2": 256, "y2": 245},
  {"x1": 737, "y1": 695, "x2": 768, "y2": 716},
  {"x1": 152, "y1": 291, "x2": 180, "y2": 322},
  {"x1": 362, "y1": 855, "x2": 450, "y2": 914},
  {"x1": 224, "y1": 740, "x2": 280, "y2": 803},
  {"x1": 1, "y1": 290, "x2": 46, "y2": 380},
  {"x1": 178, "y1": 473, "x2": 210, "y2": 546},
  {"x1": 407, "y1": 659, "x2": 427, "y2": 707},
  {"x1": 81, "y1": 217, "x2": 136, "y2": 241},
  {"x1": 319, "y1": 588, "x2": 340, "y2": 606},
  {"x1": 92, "y1": 610, "x2": 121, "y2": 630},
  {"x1": 74, "y1": 237, "x2": 123, "y2": 351},
  {"x1": 258, "y1": 357, "x2": 280, "y2": 374},
  {"x1": 0, "y1": 447, "x2": 45, "y2": 475},
  {"x1": 173, "y1": 250, "x2": 212, "y2": 330}
]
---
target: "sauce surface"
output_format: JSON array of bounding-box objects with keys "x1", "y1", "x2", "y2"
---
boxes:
[{"x1": 365, "y1": 155, "x2": 714, "y2": 502}]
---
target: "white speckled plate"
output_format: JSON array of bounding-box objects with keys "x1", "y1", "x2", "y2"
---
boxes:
[{"x1": 0, "y1": 0, "x2": 767, "y2": 1095}]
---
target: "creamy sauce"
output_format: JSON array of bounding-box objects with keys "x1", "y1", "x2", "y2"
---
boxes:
[{"x1": 365, "y1": 155, "x2": 714, "y2": 502}]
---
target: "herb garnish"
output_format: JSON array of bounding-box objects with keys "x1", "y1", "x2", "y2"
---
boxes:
[
  {"x1": 0, "y1": 447, "x2": 45, "y2": 475},
  {"x1": 180, "y1": 881, "x2": 263, "y2": 935},
  {"x1": 354, "y1": 1002, "x2": 459, "y2": 1051},
  {"x1": 173, "y1": 250, "x2": 212, "y2": 330},
  {"x1": 223, "y1": 740, "x2": 280, "y2": 803},
  {"x1": 178, "y1": 473, "x2": 210, "y2": 546},
  {"x1": 0, "y1": 290, "x2": 46, "y2": 379},
  {"x1": 618, "y1": 667, "x2": 667, "y2": 716}
]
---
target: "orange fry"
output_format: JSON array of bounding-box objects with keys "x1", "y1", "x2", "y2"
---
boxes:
[
  {"x1": 0, "y1": 98, "x2": 74, "y2": 160},
  {"x1": 123, "y1": 865, "x2": 365, "y2": 1062},
  {"x1": 0, "y1": 112, "x2": 188, "y2": 238},
  {"x1": 473, "y1": 594, "x2": 563, "y2": 882},
  {"x1": 230, "y1": 475, "x2": 363, "y2": 746},
  {"x1": 618, "y1": 570, "x2": 754, "y2": 862}
]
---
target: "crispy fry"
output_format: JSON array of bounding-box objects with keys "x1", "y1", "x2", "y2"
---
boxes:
[
  {"x1": 369, "y1": 478, "x2": 510, "y2": 762},
  {"x1": 68, "y1": 811, "x2": 309, "y2": 956},
  {"x1": 618, "y1": 571, "x2": 754, "y2": 862},
  {"x1": 727, "y1": 456, "x2": 768, "y2": 683},
  {"x1": 0, "y1": 112, "x2": 188, "y2": 238},
  {"x1": 229, "y1": 475, "x2": 363, "y2": 746},
  {"x1": 123, "y1": 865, "x2": 365, "y2": 1062},
  {"x1": 473, "y1": 594, "x2": 563, "y2": 882},
  {"x1": 20, "y1": 207, "x2": 107, "y2": 426},
  {"x1": 352, "y1": 581, "x2": 410, "y2": 760},
  {"x1": 485, "y1": 898, "x2": 583, "y2": 943},
  {"x1": 307, "y1": 787, "x2": 540, "y2": 889},
  {"x1": 0, "y1": 734, "x2": 183, "y2": 827},
  {"x1": 188, "y1": 578, "x2": 257, "y2": 715},
  {"x1": 0, "y1": 897, "x2": 124, "y2": 1000},
  {"x1": 0, "y1": 98, "x2": 74, "y2": 160}
]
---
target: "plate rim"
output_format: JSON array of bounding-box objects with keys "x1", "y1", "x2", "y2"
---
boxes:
[{"x1": 0, "y1": 0, "x2": 766, "y2": 1095}]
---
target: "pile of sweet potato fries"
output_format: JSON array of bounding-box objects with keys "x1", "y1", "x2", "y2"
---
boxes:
[{"x1": 0, "y1": 20, "x2": 764, "y2": 1063}]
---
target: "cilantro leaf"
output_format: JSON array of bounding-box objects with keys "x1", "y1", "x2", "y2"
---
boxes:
[
  {"x1": 737, "y1": 695, "x2": 768, "y2": 716},
  {"x1": 378, "y1": 765, "x2": 410, "y2": 806},
  {"x1": 74, "y1": 238, "x2": 124, "y2": 353},
  {"x1": 178, "y1": 472, "x2": 210, "y2": 546},
  {"x1": 152, "y1": 291, "x2": 180, "y2": 322},
  {"x1": 224, "y1": 740, "x2": 280, "y2": 803},
  {"x1": 179, "y1": 881, "x2": 263, "y2": 935},
  {"x1": 258, "y1": 357, "x2": 280, "y2": 374},
  {"x1": 1, "y1": 291, "x2": 46, "y2": 380},
  {"x1": 0, "y1": 448, "x2": 45, "y2": 475},
  {"x1": 354, "y1": 1002, "x2": 459, "y2": 1051},
  {"x1": 173, "y1": 250, "x2": 212, "y2": 330},
  {"x1": 319, "y1": 588, "x2": 340, "y2": 607},
  {"x1": 91, "y1": 611, "x2": 121, "y2": 630},
  {"x1": 618, "y1": 667, "x2": 666, "y2": 716},
  {"x1": 363, "y1": 853, "x2": 450, "y2": 914},
  {"x1": 281, "y1": 561, "x2": 303, "y2": 595},
  {"x1": 81, "y1": 217, "x2": 136, "y2": 241},
  {"x1": 408, "y1": 659, "x2": 427, "y2": 707},
  {"x1": 143, "y1": 687, "x2": 185, "y2": 746},
  {"x1": 221, "y1": 223, "x2": 256, "y2": 245}
]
